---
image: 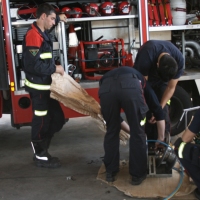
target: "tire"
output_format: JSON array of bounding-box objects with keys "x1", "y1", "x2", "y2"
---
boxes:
[{"x1": 170, "y1": 85, "x2": 193, "y2": 136}]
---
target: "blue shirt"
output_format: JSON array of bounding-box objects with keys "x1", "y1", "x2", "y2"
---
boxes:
[{"x1": 134, "y1": 40, "x2": 184, "y2": 84}]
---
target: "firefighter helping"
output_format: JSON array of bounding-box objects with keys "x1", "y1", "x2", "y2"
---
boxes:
[{"x1": 0, "y1": 1, "x2": 200, "y2": 199}]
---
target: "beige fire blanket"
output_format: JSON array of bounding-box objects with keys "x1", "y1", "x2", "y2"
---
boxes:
[
  {"x1": 50, "y1": 73, "x2": 130, "y2": 145},
  {"x1": 97, "y1": 160, "x2": 197, "y2": 199}
]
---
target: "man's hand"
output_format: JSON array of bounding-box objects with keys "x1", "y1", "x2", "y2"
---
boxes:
[
  {"x1": 59, "y1": 14, "x2": 67, "y2": 23},
  {"x1": 148, "y1": 115, "x2": 156, "y2": 124},
  {"x1": 155, "y1": 139, "x2": 165, "y2": 150},
  {"x1": 55, "y1": 65, "x2": 65, "y2": 75}
]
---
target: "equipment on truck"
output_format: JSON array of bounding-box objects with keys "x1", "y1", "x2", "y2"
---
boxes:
[
  {"x1": 78, "y1": 38, "x2": 127, "y2": 80},
  {"x1": 117, "y1": 1, "x2": 131, "y2": 15},
  {"x1": 99, "y1": 1, "x2": 115, "y2": 16},
  {"x1": 61, "y1": 6, "x2": 71, "y2": 18},
  {"x1": 82, "y1": 3, "x2": 100, "y2": 17}
]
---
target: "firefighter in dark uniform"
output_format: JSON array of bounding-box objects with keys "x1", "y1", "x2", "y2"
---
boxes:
[
  {"x1": 134, "y1": 40, "x2": 184, "y2": 138},
  {"x1": 99, "y1": 66, "x2": 165, "y2": 184},
  {"x1": 174, "y1": 109, "x2": 200, "y2": 199},
  {"x1": 22, "y1": 3, "x2": 67, "y2": 168}
]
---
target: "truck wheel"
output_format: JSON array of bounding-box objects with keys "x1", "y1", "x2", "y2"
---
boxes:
[{"x1": 170, "y1": 85, "x2": 193, "y2": 136}]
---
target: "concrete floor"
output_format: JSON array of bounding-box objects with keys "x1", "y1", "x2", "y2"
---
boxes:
[{"x1": 0, "y1": 114, "x2": 197, "y2": 200}]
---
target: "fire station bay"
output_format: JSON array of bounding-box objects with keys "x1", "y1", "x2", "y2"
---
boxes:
[{"x1": 0, "y1": 0, "x2": 200, "y2": 200}]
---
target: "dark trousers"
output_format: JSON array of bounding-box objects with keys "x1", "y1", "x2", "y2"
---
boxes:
[
  {"x1": 145, "y1": 81, "x2": 171, "y2": 139},
  {"x1": 99, "y1": 74, "x2": 149, "y2": 177},
  {"x1": 30, "y1": 90, "x2": 65, "y2": 141},
  {"x1": 180, "y1": 158, "x2": 200, "y2": 191}
]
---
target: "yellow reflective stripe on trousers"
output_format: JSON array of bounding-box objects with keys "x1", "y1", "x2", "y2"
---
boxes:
[
  {"x1": 34, "y1": 110, "x2": 47, "y2": 116},
  {"x1": 167, "y1": 100, "x2": 171, "y2": 105},
  {"x1": 140, "y1": 117, "x2": 146, "y2": 126},
  {"x1": 40, "y1": 52, "x2": 52, "y2": 59},
  {"x1": 178, "y1": 142, "x2": 186, "y2": 158},
  {"x1": 25, "y1": 79, "x2": 50, "y2": 90}
]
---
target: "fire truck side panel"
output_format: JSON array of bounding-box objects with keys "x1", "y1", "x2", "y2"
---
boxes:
[
  {"x1": 1, "y1": 0, "x2": 15, "y2": 90},
  {"x1": 0, "y1": 5, "x2": 9, "y2": 92},
  {"x1": 11, "y1": 93, "x2": 32, "y2": 125},
  {"x1": 138, "y1": 0, "x2": 149, "y2": 45},
  {"x1": 10, "y1": 87, "x2": 99, "y2": 126}
]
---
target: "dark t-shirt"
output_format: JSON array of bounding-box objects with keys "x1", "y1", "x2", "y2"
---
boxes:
[
  {"x1": 100, "y1": 66, "x2": 164, "y2": 120},
  {"x1": 188, "y1": 109, "x2": 200, "y2": 134},
  {"x1": 134, "y1": 40, "x2": 184, "y2": 84}
]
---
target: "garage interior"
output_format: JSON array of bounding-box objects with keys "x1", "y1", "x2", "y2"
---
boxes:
[{"x1": 0, "y1": 0, "x2": 200, "y2": 199}]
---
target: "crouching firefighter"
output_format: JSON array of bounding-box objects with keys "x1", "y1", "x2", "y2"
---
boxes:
[
  {"x1": 174, "y1": 108, "x2": 200, "y2": 200},
  {"x1": 22, "y1": 3, "x2": 67, "y2": 168}
]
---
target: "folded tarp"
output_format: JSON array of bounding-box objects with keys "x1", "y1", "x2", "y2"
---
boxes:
[{"x1": 50, "y1": 73, "x2": 130, "y2": 145}]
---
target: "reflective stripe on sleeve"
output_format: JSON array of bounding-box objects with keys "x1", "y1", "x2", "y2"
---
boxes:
[
  {"x1": 40, "y1": 52, "x2": 52, "y2": 59},
  {"x1": 25, "y1": 79, "x2": 50, "y2": 90},
  {"x1": 140, "y1": 117, "x2": 146, "y2": 126},
  {"x1": 34, "y1": 110, "x2": 48, "y2": 116},
  {"x1": 178, "y1": 142, "x2": 186, "y2": 158}
]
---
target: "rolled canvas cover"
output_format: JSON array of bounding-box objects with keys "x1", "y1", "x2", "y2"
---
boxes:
[{"x1": 50, "y1": 73, "x2": 130, "y2": 145}]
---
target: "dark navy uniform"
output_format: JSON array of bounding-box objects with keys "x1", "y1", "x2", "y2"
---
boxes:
[
  {"x1": 134, "y1": 40, "x2": 184, "y2": 136},
  {"x1": 22, "y1": 21, "x2": 65, "y2": 167},
  {"x1": 23, "y1": 22, "x2": 65, "y2": 142},
  {"x1": 180, "y1": 109, "x2": 200, "y2": 192},
  {"x1": 99, "y1": 67, "x2": 164, "y2": 178}
]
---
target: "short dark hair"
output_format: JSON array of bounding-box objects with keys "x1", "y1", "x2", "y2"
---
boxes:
[
  {"x1": 36, "y1": 3, "x2": 56, "y2": 19},
  {"x1": 157, "y1": 54, "x2": 178, "y2": 82}
]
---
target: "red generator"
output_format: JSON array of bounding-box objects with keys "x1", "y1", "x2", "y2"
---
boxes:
[{"x1": 78, "y1": 38, "x2": 126, "y2": 80}]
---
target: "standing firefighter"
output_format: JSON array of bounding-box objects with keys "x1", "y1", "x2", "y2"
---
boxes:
[{"x1": 22, "y1": 3, "x2": 67, "y2": 168}]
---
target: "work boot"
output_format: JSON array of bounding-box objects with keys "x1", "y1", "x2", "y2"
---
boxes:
[
  {"x1": 106, "y1": 170, "x2": 119, "y2": 182},
  {"x1": 31, "y1": 140, "x2": 61, "y2": 168},
  {"x1": 132, "y1": 174, "x2": 147, "y2": 185},
  {"x1": 45, "y1": 137, "x2": 60, "y2": 162}
]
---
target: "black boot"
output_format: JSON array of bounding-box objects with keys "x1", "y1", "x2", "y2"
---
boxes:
[
  {"x1": 31, "y1": 140, "x2": 61, "y2": 168},
  {"x1": 45, "y1": 137, "x2": 60, "y2": 162}
]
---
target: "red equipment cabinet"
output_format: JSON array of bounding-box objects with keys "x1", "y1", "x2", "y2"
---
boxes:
[{"x1": 78, "y1": 38, "x2": 126, "y2": 80}]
